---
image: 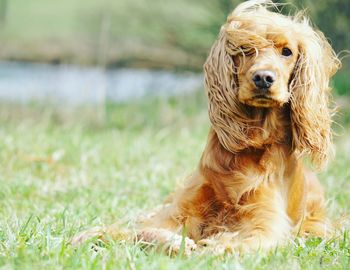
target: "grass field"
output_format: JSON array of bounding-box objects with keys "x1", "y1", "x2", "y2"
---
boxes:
[{"x1": 0, "y1": 91, "x2": 350, "y2": 269}]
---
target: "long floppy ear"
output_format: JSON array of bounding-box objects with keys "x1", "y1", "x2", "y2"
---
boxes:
[
  {"x1": 203, "y1": 0, "x2": 276, "y2": 153},
  {"x1": 290, "y1": 22, "x2": 341, "y2": 169},
  {"x1": 204, "y1": 25, "x2": 252, "y2": 153}
]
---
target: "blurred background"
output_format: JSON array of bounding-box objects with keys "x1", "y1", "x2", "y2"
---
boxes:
[
  {"x1": 0, "y1": 0, "x2": 348, "y2": 111},
  {"x1": 1, "y1": 2, "x2": 350, "y2": 267}
]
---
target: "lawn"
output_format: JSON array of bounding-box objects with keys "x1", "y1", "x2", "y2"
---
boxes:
[{"x1": 0, "y1": 91, "x2": 349, "y2": 269}]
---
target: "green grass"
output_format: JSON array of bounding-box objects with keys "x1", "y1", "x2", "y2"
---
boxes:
[{"x1": 0, "y1": 92, "x2": 350, "y2": 269}]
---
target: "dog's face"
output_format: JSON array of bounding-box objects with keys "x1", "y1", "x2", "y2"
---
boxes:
[
  {"x1": 235, "y1": 28, "x2": 299, "y2": 107},
  {"x1": 204, "y1": 1, "x2": 340, "y2": 168}
]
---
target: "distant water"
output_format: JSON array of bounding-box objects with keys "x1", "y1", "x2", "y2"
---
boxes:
[{"x1": 0, "y1": 62, "x2": 203, "y2": 104}]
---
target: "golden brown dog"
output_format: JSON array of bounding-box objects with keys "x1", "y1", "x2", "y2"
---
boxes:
[{"x1": 72, "y1": 0, "x2": 341, "y2": 255}]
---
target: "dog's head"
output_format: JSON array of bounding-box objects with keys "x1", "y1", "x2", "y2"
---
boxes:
[{"x1": 204, "y1": 0, "x2": 340, "y2": 169}]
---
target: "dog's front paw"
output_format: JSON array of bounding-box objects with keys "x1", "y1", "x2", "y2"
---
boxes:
[
  {"x1": 70, "y1": 226, "x2": 105, "y2": 247},
  {"x1": 167, "y1": 235, "x2": 197, "y2": 257},
  {"x1": 137, "y1": 228, "x2": 197, "y2": 257},
  {"x1": 198, "y1": 238, "x2": 235, "y2": 255}
]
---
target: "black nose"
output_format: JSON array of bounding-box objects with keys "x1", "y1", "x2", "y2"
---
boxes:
[{"x1": 252, "y1": 70, "x2": 276, "y2": 90}]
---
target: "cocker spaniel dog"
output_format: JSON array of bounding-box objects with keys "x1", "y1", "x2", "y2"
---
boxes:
[{"x1": 72, "y1": 0, "x2": 341, "y2": 255}]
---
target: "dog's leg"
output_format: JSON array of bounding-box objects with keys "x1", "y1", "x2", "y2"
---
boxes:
[
  {"x1": 134, "y1": 202, "x2": 197, "y2": 256},
  {"x1": 70, "y1": 226, "x2": 106, "y2": 247},
  {"x1": 70, "y1": 223, "x2": 197, "y2": 256},
  {"x1": 136, "y1": 227, "x2": 197, "y2": 256},
  {"x1": 198, "y1": 184, "x2": 291, "y2": 254},
  {"x1": 131, "y1": 171, "x2": 213, "y2": 255},
  {"x1": 299, "y1": 171, "x2": 332, "y2": 237},
  {"x1": 70, "y1": 223, "x2": 133, "y2": 247},
  {"x1": 71, "y1": 172, "x2": 204, "y2": 255},
  {"x1": 71, "y1": 204, "x2": 197, "y2": 256}
]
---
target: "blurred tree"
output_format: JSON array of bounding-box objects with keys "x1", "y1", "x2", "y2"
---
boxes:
[
  {"x1": 0, "y1": 0, "x2": 348, "y2": 72},
  {"x1": 156, "y1": 0, "x2": 349, "y2": 67},
  {"x1": 0, "y1": 0, "x2": 7, "y2": 25},
  {"x1": 281, "y1": 0, "x2": 350, "y2": 54}
]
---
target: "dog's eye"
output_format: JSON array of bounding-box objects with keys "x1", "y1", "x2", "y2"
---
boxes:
[{"x1": 281, "y1": 47, "x2": 292, "y2": 57}]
